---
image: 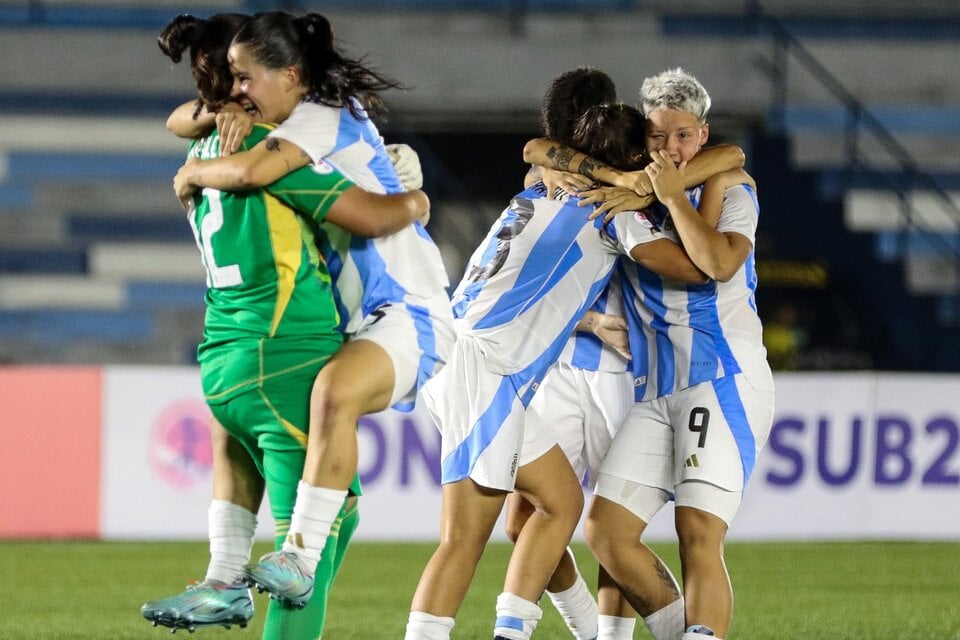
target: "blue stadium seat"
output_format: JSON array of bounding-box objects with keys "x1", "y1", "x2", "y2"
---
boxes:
[
  {"x1": 0, "y1": 309, "x2": 154, "y2": 341},
  {"x1": 0, "y1": 90, "x2": 183, "y2": 116},
  {"x1": 818, "y1": 169, "x2": 960, "y2": 199},
  {"x1": 126, "y1": 282, "x2": 207, "y2": 309},
  {"x1": 777, "y1": 105, "x2": 960, "y2": 135},
  {"x1": 0, "y1": 184, "x2": 33, "y2": 208},
  {"x1": 0, "y1": 247, "x2": 87, "y2": 274},
  {"x1": 6, "y1": 152, "x2": 183, "y2": 182},
  {"x1": 66, "y1": 214, "x2": 192, "y2": 241},
  {"x1": 874, "y1": 230, "x2": 960, "y2": 261},
  {"x1": 661, "y1": 13, "x2": 960, "y2": 40}
]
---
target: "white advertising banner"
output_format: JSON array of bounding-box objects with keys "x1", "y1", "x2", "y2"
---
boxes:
[
  {"x1": 702, "y1": 372, "x2": 959, "y2": 541},
  {"x1": 99, "y1": 365, "x2": 446, "y2": 541},
  {"x1": 100, "y1": 366, "x2": 261, "y2": 539},
  {"x1": 100, "y1": 368, "x2": 960, "y2": 541}
]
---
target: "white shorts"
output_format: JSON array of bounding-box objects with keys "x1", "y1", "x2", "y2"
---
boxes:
[
  {"x1": 595, "y1": 371, "x2": 775, "y2": 525},
  {"x1": 523, "y1": 361, "x2": 634, "y2": 485},
  {"x1": 421, "y1": 336, "x2": 557, "y2": 491},
  {"x1": 349, "y1": 292, "x2": 455, "y2": 410}
]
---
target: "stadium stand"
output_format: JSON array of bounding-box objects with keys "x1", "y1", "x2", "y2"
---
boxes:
[{"x1": 0, "y1": 0, "x2": 957, "y2": 369}]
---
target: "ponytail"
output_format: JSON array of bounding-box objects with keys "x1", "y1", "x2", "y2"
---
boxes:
[
  {"x1": 234, "y1": 11, "x2": 404, "y2": 120},
  {"x1": 158, "y1": 12, "x2": 249, "y2": 116},
  {"x1": 157, "y1": 13, "x2": 202, "y2": 64}
]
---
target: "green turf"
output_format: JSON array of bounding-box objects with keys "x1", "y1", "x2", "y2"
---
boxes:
[{"x1": 0, "y1": 540, "x2": 958, "y2": 639}]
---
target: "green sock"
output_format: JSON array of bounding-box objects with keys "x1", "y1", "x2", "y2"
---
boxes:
[{"x1": 261, "y1": 498, "x2": 359, "y2": 640}]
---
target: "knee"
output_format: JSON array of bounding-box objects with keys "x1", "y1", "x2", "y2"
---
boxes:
[
  {"x1": 583, "y1": 516, "x2": 604, "y2": 556},
  {"x1": 584, "y1": 514, "x2": 616, "y2": 565},
  {"x1": 310, "y1": 374, "x2": 362, "y2": 425},
  {"x1": 436, "y1": 526, "x2": 490, "y2": 565},
  {"x1": 525, "y1": 477, "x2": 583, "y2": 527},
  {"x1": 676, "y1": 509, "x2": 726, "y2": 561},
  {"x1": 548, "y1": 485, "x2": 583, "y2": 527}
]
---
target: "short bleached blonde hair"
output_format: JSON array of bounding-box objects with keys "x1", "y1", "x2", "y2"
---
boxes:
[{"x1": 639, "y1": 67, "x2": 711, "y2": 123}]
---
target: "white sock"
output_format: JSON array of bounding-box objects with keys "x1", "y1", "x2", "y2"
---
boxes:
[
  {"x1": 683, "y1": 624, "x2": 721, "y2": 640},
  {"x1": 404, "y1": 611, "x2": 455, "y2": 640},
  {"x1": 282, "y1": 482, "x2": 346, "y2": 572},
  {"x1": 546, "y1": 571, "x2": 598, "y2": 640},
  {"x1": 597, "y1": 614, "x2": 636, "y2": 640},
  {"x1": 644, "y1": 599, "x2": 685, "y2": 640},
  {"x1": 205, "y1": 499, "x2": 257, "y2": 584},
  {"x1": 494, "y1": 592, "x2": 542, "y2": 640}
]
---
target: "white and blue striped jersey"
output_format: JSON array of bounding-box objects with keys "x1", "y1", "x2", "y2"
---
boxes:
[
  {"x1": 451, "y1": 182, "x2": 651, "y2": 388},
  {"x1": 268, "y1": 100, "x2": 452, "y2": 331},
  {"x1": 554, "y1": 270, "x2": 634, "y2": 374},
  {"x1": 622, "y1": 183, "x2": 769, "y2": 401}
]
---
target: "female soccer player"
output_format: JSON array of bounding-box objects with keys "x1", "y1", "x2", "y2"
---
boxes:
[
  {"x1": 142, "y1": 13, "x2": 432, "y2": 639},
  {"x1": 517, "y1": 68, "x2": 747, "y2": 640},
  {"x1": 529, "y1": 68, "x2": 772, "y2": 640},
  {"x1": 404, "y1": 103, "x2": 713, "y2": 640},
  {"x1": 168, "y1": 9, "x2": 455, "y2": 610}
]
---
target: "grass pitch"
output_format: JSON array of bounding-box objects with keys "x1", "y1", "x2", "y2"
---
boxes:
[{"x1": 1, "y1": 539, "x2": 958, "y2": 639}]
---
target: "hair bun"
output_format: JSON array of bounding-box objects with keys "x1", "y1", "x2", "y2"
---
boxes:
[
  {"x1": 301, "y1": 13, "x2": 333, "y2": 47},
  {"x1": 158, "y1": 13, "x2": 204, "y2": 63}
]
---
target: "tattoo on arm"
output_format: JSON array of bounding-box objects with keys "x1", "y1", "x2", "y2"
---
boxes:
[
  {"x1": 545, "y1": 145, "x2": 575, "y2": 171},
  {"x1": 577, "y1": 156, "x2": 601, "y2": 181},
  {"x1": 265, "y1": 137, "x2": 280, "y2": 152}
]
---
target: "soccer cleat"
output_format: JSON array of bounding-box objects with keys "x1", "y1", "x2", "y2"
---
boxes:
[
  {"x1": 243, "y1": 550, "x2": 314, "y2": 608},
  {"x1": 140, "y1": 579, "x2": 253, "y2": 633}
]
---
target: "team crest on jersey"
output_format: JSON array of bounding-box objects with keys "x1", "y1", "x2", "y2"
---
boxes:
[
  {"x1": 311, "y1": 159, "x2": 335, "y2": 175},
  {"x1": 633, "y1": 210, "x2": 655, "y2": 228}
]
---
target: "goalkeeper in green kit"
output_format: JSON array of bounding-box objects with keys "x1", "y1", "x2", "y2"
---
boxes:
[{"x1": 141, "y1": 13, "x2": 431, "y2": 637}]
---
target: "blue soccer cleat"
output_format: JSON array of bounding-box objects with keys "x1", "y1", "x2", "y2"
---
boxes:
[
  {"x1": 243, "y1": 550, "x2": 314, "y2": 609},
  {"x1": 140, "y1": 579, "x2": 253, "y2": 633}
]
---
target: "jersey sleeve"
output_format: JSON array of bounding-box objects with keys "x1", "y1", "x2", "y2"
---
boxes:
[
  {"x1": 609, "y1": 209, "x2": 666, "y2": 252},
  {"x1": 236, "y1": 123, "x2": 355, "y2": 224},
  {"x1": 265, "y1": 165, "x2": 355, "y2": 225},
  {"x1": 266, "y1": 102, "x2": 339, "y2": 164},
  {"x1": 716, "y1": 184, "x2": 759, "y2": 245}
]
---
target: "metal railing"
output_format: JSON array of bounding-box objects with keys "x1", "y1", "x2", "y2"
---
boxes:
[{"x1": 749, "y1": 0, "x2": 960, "y2": 265}]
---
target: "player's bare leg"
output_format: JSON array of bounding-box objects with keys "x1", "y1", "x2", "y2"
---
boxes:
[
  {"x1": 675, "y1": 506, "x2": 731, "y2": 639},
  {"x1": 586, "y1": 496, "x2": 684, "y2": 639},
  {"x1": 405, "y1": 479, "x2": 507, "y2": 639},
  {"x1": 494, "y1": 445, "x2": 583, "y2": 639},
  {"x1": 597, "y1": 566, "x2": 639, "y2": 639},
  {"x1": 212, "y1": 419, "x2": 264, "y2": 511},
  {"x1": 506, "y1": 478, "x2": 601, "y2": 640},
  {"x1": 505, "y1": 494, "x2": 581, "y2": 592},
  {"x1": 245, "y1": 339, "x2": 394, "y2": 603},
  {"x1": 304, "y1": 338, "x2": 395, "y2": 490}
]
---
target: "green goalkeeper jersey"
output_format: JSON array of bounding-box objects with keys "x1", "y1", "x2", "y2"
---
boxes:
[{"x1": 188, "y1": 123, "x2": 353, "y2": 403}]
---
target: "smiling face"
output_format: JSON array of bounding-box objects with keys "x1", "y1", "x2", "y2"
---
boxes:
[
  {"x1": 227, "y1": 42, "x2": 303, "y2": 124},
  {"x1": 645, "y1": 108, "x2": 709, "y2": 164}
]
